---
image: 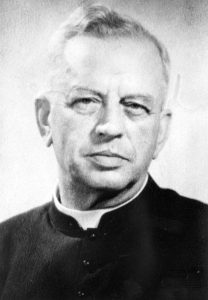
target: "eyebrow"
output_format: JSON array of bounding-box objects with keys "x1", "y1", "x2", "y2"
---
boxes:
[
  {"x1": 70, "y1": 86, "x2": 154, "y2": 104},
  {"x1": 70, "y1": 86, "x2": 104, "y2": 99},
  {"x1": 121, "y1": 94, "x2": 155, "y2": 104}
]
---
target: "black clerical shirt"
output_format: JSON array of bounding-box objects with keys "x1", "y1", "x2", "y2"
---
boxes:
[{"x1": 0, "y1": 177, "x2": 208, "y2": 299}]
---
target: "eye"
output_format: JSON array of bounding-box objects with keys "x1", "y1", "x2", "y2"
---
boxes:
[
  {"x1": 68, "y1": 97, "x2": 101, "y2": 114},
  {"x1": 122, "y1": 100, "x2": 150, "y2": 116}
]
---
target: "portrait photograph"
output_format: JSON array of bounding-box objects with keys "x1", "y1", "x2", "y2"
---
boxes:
[{"x1": 0, "y1": 0, "x2": 208, "y2": 299}]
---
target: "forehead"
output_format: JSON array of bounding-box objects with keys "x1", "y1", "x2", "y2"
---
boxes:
[{"x1": 62, "y1": 35, "x2": 165, "y2": 99}]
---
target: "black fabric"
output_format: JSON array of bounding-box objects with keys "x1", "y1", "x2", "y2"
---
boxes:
[{"x1": 0, "y1": 176, "x2": 208, "y2": 299}]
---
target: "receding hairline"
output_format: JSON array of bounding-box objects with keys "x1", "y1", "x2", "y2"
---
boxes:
[{"x1": 47, "y1": 4, "x2": 170, "y2": 99}]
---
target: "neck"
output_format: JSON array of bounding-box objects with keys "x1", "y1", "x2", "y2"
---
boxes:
[{"x1": 58, "y1": 173, "x2": 148, "y2": 211}]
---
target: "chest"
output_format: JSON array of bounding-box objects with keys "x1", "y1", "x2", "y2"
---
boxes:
[{"x1": 1, "y1": 225, "x2": 205, "y2": 300}]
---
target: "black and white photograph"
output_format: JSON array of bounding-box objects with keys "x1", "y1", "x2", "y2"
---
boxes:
[{"x1": 0, "y1": 0, "x2": 208, "y2": 299}]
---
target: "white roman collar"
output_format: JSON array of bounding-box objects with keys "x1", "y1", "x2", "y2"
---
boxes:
[{"x1": 54, "y1": 175, "x2": 148, "y2": 230}]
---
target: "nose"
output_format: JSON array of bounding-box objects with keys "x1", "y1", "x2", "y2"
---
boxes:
[{"x1": 94, "y1": 102, "x2": 125, "y2": 140}]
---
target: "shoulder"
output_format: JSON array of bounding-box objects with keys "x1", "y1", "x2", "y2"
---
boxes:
[
  {"x1": 147, "y1": 176, "x2": 208, "y2": 222},
  {"x1": 0, "y1": 202, "x2": 52, "y2": 243},
  {"x1": 146, "y1": 176, "x2": 208, "y2": 249},
  {"x1": 146, "y1": 178, "x2": 208, "y2": 289},
  {"x1": 0, "y1": 202, "x2": 53, "y2": 291}
]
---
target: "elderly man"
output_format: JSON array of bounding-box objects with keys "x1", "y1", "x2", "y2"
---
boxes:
[{"x1": 0, "y1": 4, "x2": 207, "y2": 300}]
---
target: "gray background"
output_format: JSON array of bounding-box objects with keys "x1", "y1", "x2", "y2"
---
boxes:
[{"x1": 1, "y1": 0, "x2": 208, "y2": 221}]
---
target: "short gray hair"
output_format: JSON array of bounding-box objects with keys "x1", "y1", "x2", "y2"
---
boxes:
[{"x1": 47, "y1": 4, "x2": 170, "y2": 93}]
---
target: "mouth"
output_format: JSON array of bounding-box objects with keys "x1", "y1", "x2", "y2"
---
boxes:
[
  {"x1": 86, "y1": 151, "x2": 129, "y2": 169},
  {"x1": 88, "y1": 150, "x2": 128, "y2": 160}
]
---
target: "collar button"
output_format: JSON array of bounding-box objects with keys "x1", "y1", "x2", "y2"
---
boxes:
[
  {"x1": 89, "y1": 232, "x2": 96, "y2": 240},
  {"x1": 82, "y1": 259, "x2": 90, "y2": 267}
]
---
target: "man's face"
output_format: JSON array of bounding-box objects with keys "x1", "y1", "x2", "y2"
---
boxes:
[{"x1": 48, "y1": 36, "x2": 170, "y2": 192}]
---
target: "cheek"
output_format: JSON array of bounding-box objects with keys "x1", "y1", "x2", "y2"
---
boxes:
[
  {"x1": 129, "y1": 120, "x2": 159, "y2": 157},
  {"x1": 51, "y1": 109, "x2": 93, "y2": 153}
]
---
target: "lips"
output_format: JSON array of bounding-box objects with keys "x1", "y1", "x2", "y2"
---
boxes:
[
  {"x1": 86, "y1": 150, "x2": 129, "y2": 169},
  {"x1": 88, "y1": 150, "x2": 128, "y2": 160}
]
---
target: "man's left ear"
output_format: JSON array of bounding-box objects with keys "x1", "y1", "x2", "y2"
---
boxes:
[{"x1": 153, "y1": 109, "x2": 172, "y2": 159}]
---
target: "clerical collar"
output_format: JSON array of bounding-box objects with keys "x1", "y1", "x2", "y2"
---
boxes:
[{"x1": 54, "y1": 175, "x2": 148, "y2": 230}]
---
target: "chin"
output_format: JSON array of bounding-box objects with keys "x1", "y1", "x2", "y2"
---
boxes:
[{"x1": 84, "y1": 170, "x2": 132, "y2": 191}]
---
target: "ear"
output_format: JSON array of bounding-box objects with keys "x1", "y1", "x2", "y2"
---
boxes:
[
  {"x1": 153, "y1": 109, "x2": 172, "y2": 159},
  {"x1": 35, "y1": 97, "x2": 53, "y2": 147}
]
